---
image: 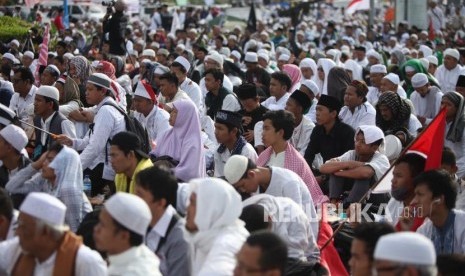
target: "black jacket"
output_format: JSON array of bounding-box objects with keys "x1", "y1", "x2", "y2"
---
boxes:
[{"x1": 103, "y1": 11, "x2": 128, "y2": 55}]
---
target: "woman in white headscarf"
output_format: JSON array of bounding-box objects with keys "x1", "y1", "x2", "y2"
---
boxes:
[
  {"x1": 299, "y1": 58, "x2": 319, "y2": 83},
  {"x1": 242, "y1": 194, "x2": 319, "y2": 262},
  {"x1": 344, "y1": 59, "x2": 364, "y2": 81},
  {"x1": 326, "y1": 49, "x2": 343, "y2": 67},
  {"x1": 6, "y1": 144, "x2": 92, "y2": 232},
  {"x1": 184, "y1": 178, "x2": 249, "y2": 275},
  {"x1": 443, "y1": 92, "x2": 465, "y2": 178},
  {"x1": 316, "y1": 58, "x2": 336, "y2": 96}
]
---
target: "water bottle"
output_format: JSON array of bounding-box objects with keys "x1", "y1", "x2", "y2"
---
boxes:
[{"x1": 83, "y1": 175, "x2": 92, "y2": 197}]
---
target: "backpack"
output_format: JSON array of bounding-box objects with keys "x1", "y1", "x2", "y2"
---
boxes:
[{"x1": 102, "y1": 102, "x2": 151, "y2": 154}]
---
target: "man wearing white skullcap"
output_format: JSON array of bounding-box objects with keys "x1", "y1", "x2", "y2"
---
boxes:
[
  {"x1": 198, "y1": 52, "x2": 234, "y2": 97},
  {"x1": 380, "y1": 73, "x2": 408, "y2": 99},
  {"x1": 435, "y1": 48, "x2": 463, "y2": 93},
  {"x1": 300, "y1": 79, "x2": 319, "y2": 123},
  {"x1": 0, "y1": 192, "x2": 107, "y2": 275},
  {"x1": 132, "y1": 80, "x2": 170, "y2": 148},
  {"x1": 32, "y1": 85, "x2": 76, "y2": 160},
  {"x1": 94, "y1": 192, "x2": 161, "y2": 275},
  {"x1": 0, "y1": 124, "x2": 30, "y2": 191},
  {"x1": 171, "y1": 56, "x2": 204, "y2": 114},
  {"x1": 373, "y1": 232, "x2": 437, "y2": 275},
  {"x1": 185, "y1": 178, "x2": 248, "y2": 275},
  {"x1": 277, "y1": 54, "x2": 290, "y2": 71},
  {"x1": 410, "y1": 73, "x2": 443, "y2": 126},
  {"x1": 366, "y1": 64, "x2": 387, "y2": 106},
  {"x1": 366, "y1": 49, "x2": 381, "y2": 66},
  {"x1": 55, "y1": 73, "x2": 126, "y2": 195},
  {"x1": 244, "y1": 52, "x2": 271, "y2": 97},
  {"x1": 426, "y1": 55, "x2": 439, "y2": 75}
]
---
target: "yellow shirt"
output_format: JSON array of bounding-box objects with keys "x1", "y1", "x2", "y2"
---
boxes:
[{"x1": 115, "y1": 158, "x2": 153, "y2": 194}]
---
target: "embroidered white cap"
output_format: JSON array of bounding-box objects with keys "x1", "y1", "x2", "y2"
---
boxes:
[
  {"x1": 278, "y1": 54, "x2": 290, "y2": 62},
  {"x1": 20, "y1": 192, "x2": 67, "y2": 228},
  {"x1": 411, "y1": 73, "x2": 429, "y2": 88},
  {"x1": 0, "y1": 124, "x2": 28, "y2": 152},
  {"x1": 23, "y1": 51, "x2": 34, "y2": 59},
  {"x1": 444, "y1": 48, "x2": 460, "y2": 60},
  {"x1": 224, "y1": 155, "x2": 249, "y2": 185},
  {"x1": 370, "y1": 64, "x2": 387, "y2": 74},
  {"x1": 383, "y1": 73, "x2": 400, "y2": 85},
  {"x1": 142, "y1": 49, "x2": 156, "y2": 58},
  {"x1": 36, "y1": 85, "x2": 60, "y2": 101},
  {"x1": 174, "y1": 56, "x2": 191, "y2": 72},
  {"x1": 374, "y1": 232, "x2": 436, "y2": 266},
  {"x1": 426, "y1": 55, "x2": 439, "y2": 66},
  {"x1": 104, "y1": 192, "x2": 152, "y2": 236},
  {"x1": 244, "y1": 52, "x2": 258, "y2": 63},
  {"x1": 300, "y1": 79, "x2": 319, "y2": 96}
]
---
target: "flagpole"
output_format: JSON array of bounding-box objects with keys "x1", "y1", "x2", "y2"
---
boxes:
[{"x1": 320, "y1": 107, "x2": 447, "y2": 251}]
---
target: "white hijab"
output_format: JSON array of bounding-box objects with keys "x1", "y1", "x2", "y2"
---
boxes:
[
  {"x1": 317, "y1": 58, "x2": 336, "y2": 95},
  {"x1": 185, "y1": 178, "x2": 249, "y2": 274},
  {"x1": 344, "y1": 59, "x2": 364, "y2": 81}
]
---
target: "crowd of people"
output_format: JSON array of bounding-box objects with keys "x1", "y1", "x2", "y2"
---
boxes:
[{"x1": 1, "y1": 0, "x2": 465, "y2": 275}]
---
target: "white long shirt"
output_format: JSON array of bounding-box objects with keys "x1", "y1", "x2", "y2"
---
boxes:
[
  {"x1": 290, "y1": 116, "x2": 315, "y2": 156},
  {"x1": 262, "y1": 93, "x2": 290, "y2": 111},
  {"x1": 180, "y1": 78, "x2": 205, "y2": 114},
  {"x1": 410, "y1": 89, "x2": 443, "y2": 124},
  {"x1": 199, "y1": 75, "x2": 234, "y2": 99},
  {"x1": 9, "y1": 85, "x2": 37, "y2": 121},
  {"x1": 134, "y1": 106, "x2": 170, "y2": 149},
  {"x1": 72, "y1": 97, "x2": 125, "y2": 180},
  {"x1": 0, "y1": 237, "x2": 107, "y2": 276},
  {"x1": 444, "y1": 123, "x2": 465, "y2": 178},
  {"x1": 304, "y1": 98, "x2": 318, "y2": 123},
  {"x1": 213, "y1": 142, "x2": 257, "y2": 177},
  {"x1": 108, "y1": 245, "x2": 162, "y2": 276},
  {"x1": 435, "y1": 64, "x2": 463, "y2": 93},
  {"x1": 339, "y1": 102, "x2": 376, "y2": 130}
]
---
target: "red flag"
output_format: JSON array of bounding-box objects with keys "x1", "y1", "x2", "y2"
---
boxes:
[
  {"x1": 428, "y1": 17, "x2": 435, "y2": 41},
  {"x1": 318, "y1": 205, "x2": 349, "y2": 276},
  {"x1": 407, "y1": 108, "x2": 447, "y2": 170},
  {"x1": 34, "y1": 23, "x2": 50, "y2": 86}
]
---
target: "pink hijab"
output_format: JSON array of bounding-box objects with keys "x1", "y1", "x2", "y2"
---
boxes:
[
  {"x1": 154, "y1": 99, "x2": 206, "y2": 181},
  {"x1": 283, "y1": 64, "x2": 302, "y2": 93}
]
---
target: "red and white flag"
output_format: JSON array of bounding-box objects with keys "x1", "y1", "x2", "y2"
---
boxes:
[
  {"x1": 25, "y1": 0, "x2": 40, "y2": 8},
  {"x1": 34, "y1": 23, "x2": 51, "y2": 86},
  {"x1": 346, "y1": 0, "x2": 372, "y2": 15},
  {"x1": 373, "y1": 108, "x2": 447, "y2": 194}
]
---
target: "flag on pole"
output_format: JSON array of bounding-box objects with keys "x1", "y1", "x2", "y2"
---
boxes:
[
  {"x1": 247, "y1": 2, "x2": 257, "y2": 33},
  {"x1": 373, "y1": 108, "x2": 447, "y2": 194},
  {"x1": 64, "y1": 0, "x2": 70, "y2": 29},
  {"x1": 318, "y1": 205, "x2": 349, "y2": 276},
  {"x1": 34, "y1": 23, "x2": 50, "y2": 86},
  {"x1": 346, "y1": 0, "x2": 371, "y2": 15}
]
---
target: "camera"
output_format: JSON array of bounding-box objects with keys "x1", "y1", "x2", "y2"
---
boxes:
[{"x1": 102, "y1": 0, "x2": 116, "y2": 6}]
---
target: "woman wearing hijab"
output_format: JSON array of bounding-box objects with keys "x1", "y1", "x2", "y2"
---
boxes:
[
  {"x1": 282, "y1": 64, "x2": 302, "y2": 93},
  {"x1": 152, "y1": 99, "x2": 205, "y2": 181},
  {"x1": 95, "y1": 61, "x2": 127, "y2": 110},
  {"x1": 69, "y1": 56, "x2": 93, "y2": 107},
  {"x1": 376, "y1": 91, "x2": 418, "y2": 146},
  {"x1": 55, "y1": 76, "x2": 81, "y2": 117},
  {"x1": 5, "y1": 143, "x2": 92, "y2": 232},
  {"x1": 299, "y1": 58, "x2": 319, "y2": 83},
  {"x1": 185, "y1": 177, "x2": 249, "y2": 275},
  {"x1": 344, "y1": 59, "x2": 363, "y2": 81},
  {"x1": 316, "y1": 58, "x2": 336, "y2": 97},
  {"x1": 442, "y1": 92, "x2": 465, "y2": 178},
  {"x1": 326, "y1": 49, "x2": 343, "y2": 67},
  {"x1": 327, "y1": 67, "x2": 351, "y2": 104},
  {"x1": 400, "y1": 59, "x2": 440, "y2": 98},
  {"x1": 111, "y1": 56, "x2": 132, "y2": 98}
]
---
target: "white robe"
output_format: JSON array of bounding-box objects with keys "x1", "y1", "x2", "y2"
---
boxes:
[{"x1": 435, "y1": 64, "x2": 463, "y2": 93}]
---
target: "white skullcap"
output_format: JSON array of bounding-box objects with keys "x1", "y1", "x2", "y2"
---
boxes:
[
  {"x1": 383, "y1": 73, "x2": 400, "y2": 85},
  {"x1": 2, "y1": 53, "x2": 15, "y2": 62},
  {"x1": 0, "y1": 124, "x2": 27, "y2": 152},
  {"x1": 188, "y1": 28, "x2": 198, "y2": 34},
  {"x1": 23, "y1": 51, "x2": 34, "y2": 59},
  {"x1": 421, "y1": 30, "x2": 428, "y2": 36},
  {"x1": 224, "y1": 155, "x2": 249, "y2": 185},
  {"x1": 105, "y1": 192, "x2": 152, "y2": 236},
  {"x1": 410, "y1": 34, "x2": 418, "y2": 40},
  {"x1": 374, "y1": 232, "x2": 436, "y2": 266},
  {"x1": 154, "y1": 65, "x2": 170, "y2": 75},
  {"x1": 419, "y1": 58, "x2": 429, "y2": 71},
  {"x1": 134, "y1": 80, "x2": 156, "y2": 102},
  {"x1": 244, "y1": 52, "x2": 258, "y2": 63},
  {"x1": 20, "y1": 192, "x2": 67, "y2": 228},
  {"x1": 279, "y1": 48, "x2": 291, "y2": 57},
  {"x1": 219, "y1": 47, "x2": 231, "y2": 58},
  {"x1": 419, "y1": 45, "x2": 433, "y2": 57},
  {"x1": 36, "y1": 85, "x2": 59, "y2": 101},
  {"x1": 247, "y1": 39, "x2": 257, "y2": 49},
  {"x1": 231, "y1": 50, "x2": 241, "y2": 60},
  {"x1": 370, "y1": 64, "x2": 387, "y2": 74},
  {"x1": 366, "y1": 49, "x2": 381, "y2": 61},
  {"x1": 258, "y1": 52, "x2": 269, "y2": 62},
  {"x1": 278, "y1": 54, "x2": 290, "y2": 61},
  {"x1": 63, "y1": 53, "x2": 74, "y2": 60},
  {"x1": 401, "y1": 48, "x2": 411, "y2": 55},
  {"x1": 356, "y1": 125, "x2": 384, "y2": 144},
  {"x1": 411, "y1": 73, "x2": 429, "y2": 88},
  {"x1": 174, "y1": 56, "x2": 191, "y2": 72},
  {"x1": 444, "y1": 48, "x2": 460, "y2": 60},
  {"x1": 426, "y1": 55, "x2": 438, "y2": 66},
  {"x1": 45, "y1": 64, "x2": 61, "y2": 76},
  {"x1": 228, "y1": 34, "x2": 237, "y2": 41},
  {"x1": 296, "y1": 30, "x2": 305, "y2": 37},
  {"x1": 206, "y1": 53, "x2": 224, "y2": 67},
  {"x1": 300, "y1": 79, "x2": 319, "y2": 95},
  {"x1": 384, "y1": 135, "x2": 402, "y2": 161},
  {"x1": 260, "y1": 31, "x2": 269, "y2": 38},
  {"x1": 141, "y1": 49, "x2": 156, "y2": 58},
  {"x1": 176, "y1": 44, "x2": 185, "y2": 51},
  {"x1": 0, "y1": 104, "x2": 15, "y2": 127},
  {"x1": 10, "y1": 39, "x2": 20, "y2": 47}
]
